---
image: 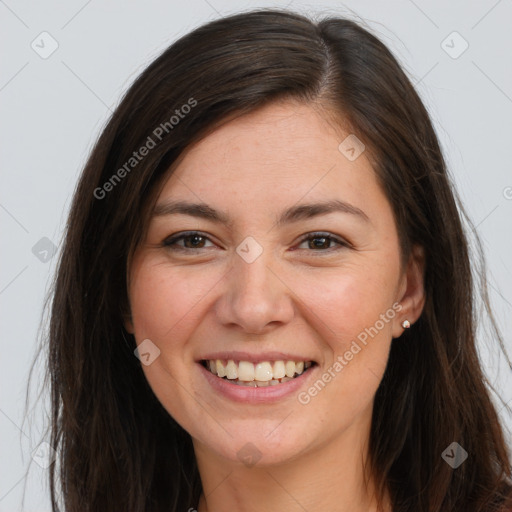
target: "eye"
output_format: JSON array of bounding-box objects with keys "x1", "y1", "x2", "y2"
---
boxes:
[
  {"x1": 296, "y1": 232, "x2": 350, "y2": 252},
  {"x1": 162, "y1": 231, "x2": 350, "y2": 254},
  {"x1": 162, "y1": 231, "x2": 216, "y2": 252}
]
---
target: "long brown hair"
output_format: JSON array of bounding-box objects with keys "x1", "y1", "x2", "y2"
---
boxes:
[{"x1": 36, "y1": 8, "x2": 512, "y2": 511}]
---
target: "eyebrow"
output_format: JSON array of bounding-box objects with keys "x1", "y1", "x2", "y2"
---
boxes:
[{"x1": 152, "y1": 199, "x2": 370, "y2": 226}]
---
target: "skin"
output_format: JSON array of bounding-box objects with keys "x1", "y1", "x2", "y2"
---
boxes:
[{"x1": 125, "y1": 100, "x2": 425, "y2": 512}]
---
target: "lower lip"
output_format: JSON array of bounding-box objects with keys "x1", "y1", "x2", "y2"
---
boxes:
[{"x1": 197, "y1": 362, "x2": 318, "y2": 403}]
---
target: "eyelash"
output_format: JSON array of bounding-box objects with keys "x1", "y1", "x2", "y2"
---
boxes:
[{"x1": 162, "y1": 231, "x2": 350, "y2": 254}]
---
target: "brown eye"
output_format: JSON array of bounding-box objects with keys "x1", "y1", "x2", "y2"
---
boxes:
[
  {"x1": 297, "y1": 232, "x2": 349, "y2": 252},
  {"x1": 163, "y1": 232, "x2": 215, "y2": 251}
]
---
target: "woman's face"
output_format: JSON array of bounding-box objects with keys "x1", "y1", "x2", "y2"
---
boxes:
[{"x1": 126, "y1": 100, "x2": 424, "y2": 467}]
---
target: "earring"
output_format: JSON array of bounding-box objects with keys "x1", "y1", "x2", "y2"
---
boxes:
[{"x1": 401, "y1": 320, "x2": 411, "y2": 329}]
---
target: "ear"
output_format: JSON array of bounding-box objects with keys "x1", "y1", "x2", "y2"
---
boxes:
[{"x1": 392, "y1": 244, "x2": 426, "y2": 338}]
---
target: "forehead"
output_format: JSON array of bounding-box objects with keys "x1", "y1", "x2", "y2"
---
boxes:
[{"x1": 156, "y1": 101, "x2": 388, "y2": 222}]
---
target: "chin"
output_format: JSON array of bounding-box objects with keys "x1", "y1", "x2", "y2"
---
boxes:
[{"x1": 192, "y1": 420, "x2": 313, "y2": 468}]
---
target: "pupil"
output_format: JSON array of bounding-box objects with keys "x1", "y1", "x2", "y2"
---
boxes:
[
  {"x1": 311, "y1": 237, "x2": 328, "y2": 249},
  {"x1": 186, "y1": 235, "x2": 203, "y2": 248}
]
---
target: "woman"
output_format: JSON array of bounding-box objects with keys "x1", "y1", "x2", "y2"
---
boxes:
[{"x1": 43, "y1": 8, "x2": 512, "y2": 512}]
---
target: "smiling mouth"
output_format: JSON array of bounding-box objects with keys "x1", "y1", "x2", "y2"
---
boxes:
[{"x1": 200, "y1": 359, "x2": 317, "y2": 387}]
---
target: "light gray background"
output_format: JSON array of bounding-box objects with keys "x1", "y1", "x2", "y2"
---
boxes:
[{"x1": 1, "y1": 0, "x2": 511, "y2": 510}]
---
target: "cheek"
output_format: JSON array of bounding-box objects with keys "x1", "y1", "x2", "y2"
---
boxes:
[
  {"x1": 127, "y1": 260, "x2": 220, "y2": 430},
  {"x1": 293, "y1": 269, "x2": 397, "y2": 429},
  {"x1": 294, "y1": 263, "x2": 399, "y2": 349},
  {"x1": 128, "y1": 261, "x2": 221, "y2": 340}
]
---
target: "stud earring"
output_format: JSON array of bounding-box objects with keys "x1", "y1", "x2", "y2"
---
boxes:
[{"x1": 401, "y1": 320, "x2": 411, "y2": 329}]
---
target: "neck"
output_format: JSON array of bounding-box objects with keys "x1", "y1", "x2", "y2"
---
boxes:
[{"x1": 193, "y1": 413, "x2": 391, "y2": 512}]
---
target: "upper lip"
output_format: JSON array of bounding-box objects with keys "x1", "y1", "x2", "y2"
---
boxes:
[{"x1": 197, "y1": 351, "x2": 316, "y2": 363}]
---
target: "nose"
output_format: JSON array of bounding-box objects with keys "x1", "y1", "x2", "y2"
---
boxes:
[{"x1": 214, "y1": 249, "x2": 295, "y2": 335}]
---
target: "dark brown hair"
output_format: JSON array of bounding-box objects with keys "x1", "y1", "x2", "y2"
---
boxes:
[{"x1": 37, "y1": 8, "x2": 512, "y2": 512}]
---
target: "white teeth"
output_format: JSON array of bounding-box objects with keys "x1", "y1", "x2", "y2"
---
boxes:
[
  {"x1": 208, "y1": 360, "x2": 217, "y2": 374},
  {"x1": 254, "y1": 362, "x2": 273, "y2": 381},
  {"x1": 238, "y1": 361, "x2": 255, "y2": 381},
  {"x1": 285, "y1": 361, "x2": 296, "y2": 378},
  {"x1": 234, "y1": 380, "x2": 254, "y2": 387},
  {"x1": 225, "y1": 360, "x2": 238, "y2": 379},
  {"x1": 205, "y1": 358, "x2": 313, "y2": 383},
  {"x1": 272, "y1": 361, "x2": 286, "y2": 379},
  {"x1": 234, "y1": 379, "x2": 271, "y2": 387},
  {"x1": 216, "y1": 359, "x2": 226, "y2": 378}
]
